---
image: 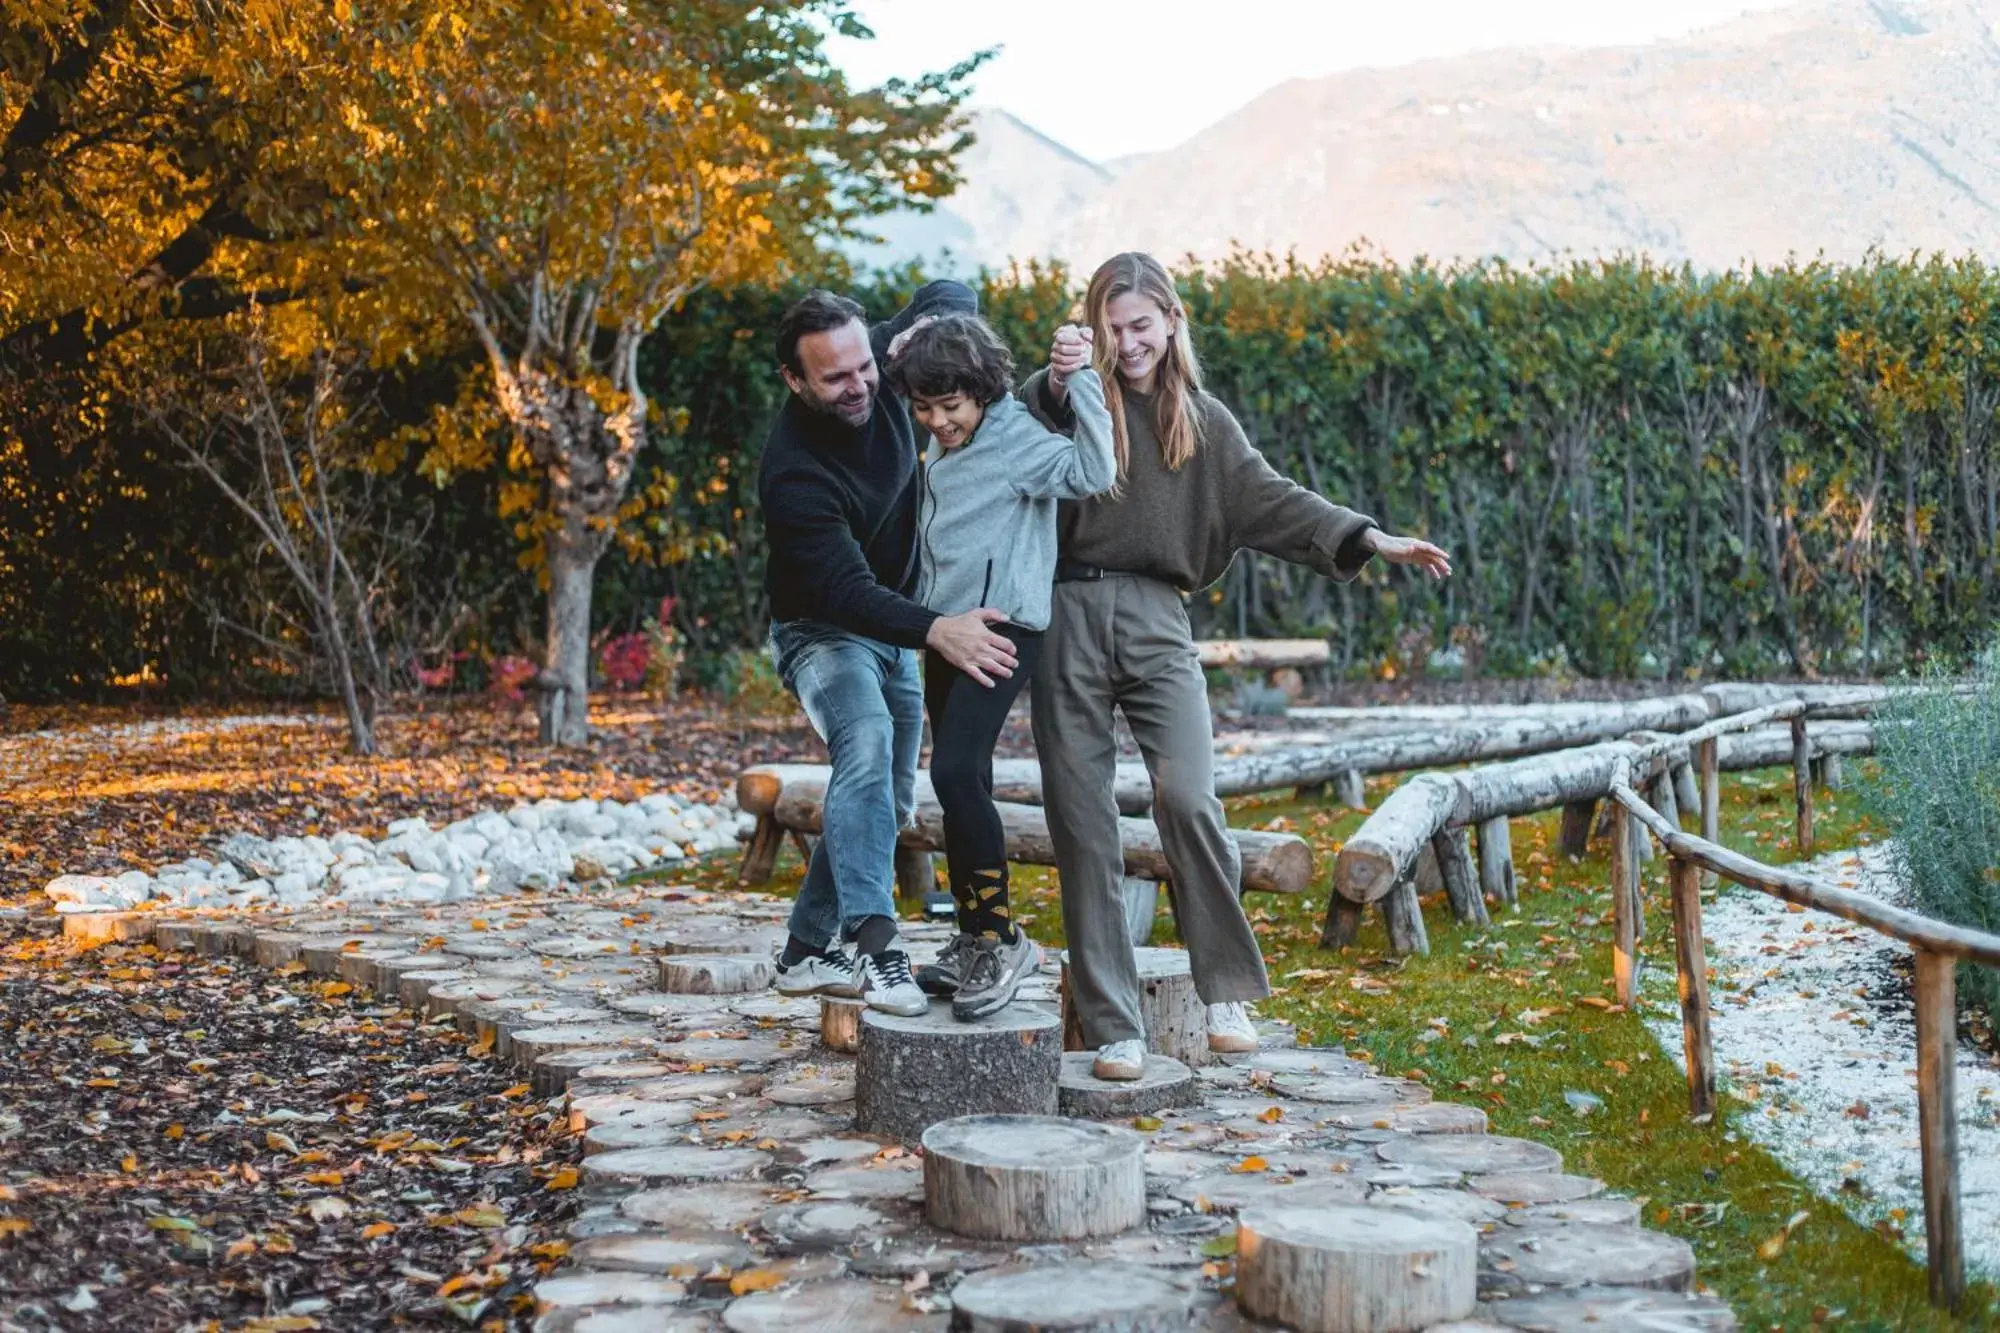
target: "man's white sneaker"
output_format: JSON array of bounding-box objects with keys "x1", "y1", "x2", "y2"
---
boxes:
[
  {"x1": 1092, "y1": 1038, "x2": 1147, "y2": 1081},
  {"x1": 772, "y1": 947, "x2": 860, "y2": 998},
  {"x1": 857, "y1": 949, "x2": 929, "y2": 1016},
  {"x1": 1207, "y1": 1001, "x2": 1259, "y2": 1053}
]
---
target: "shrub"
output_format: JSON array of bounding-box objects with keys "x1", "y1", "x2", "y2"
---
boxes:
[{"x1": 1861, "y1": 644, "x2": 2000, "y2": 1018}]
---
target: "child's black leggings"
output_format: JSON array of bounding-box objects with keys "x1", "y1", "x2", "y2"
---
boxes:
[{"x1": 923, "y1": 624, "x2": 1042, "y2": 942}]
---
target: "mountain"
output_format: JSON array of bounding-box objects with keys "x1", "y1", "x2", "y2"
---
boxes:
[
  {"x1": 845, "y1": 108, "x2": 1112, "y2": 276},
  {"x1": 875, "y1": 0, "x2": 2000, "y2": 274}
]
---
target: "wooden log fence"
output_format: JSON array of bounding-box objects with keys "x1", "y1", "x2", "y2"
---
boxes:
[{"x1": 1607, "y1": 773, "x2": 2000, "y2": 1313}]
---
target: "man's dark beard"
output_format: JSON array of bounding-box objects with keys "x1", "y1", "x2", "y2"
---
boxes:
[{"x1": 800, "y1": 381, "x2": 874, "y2": 427}]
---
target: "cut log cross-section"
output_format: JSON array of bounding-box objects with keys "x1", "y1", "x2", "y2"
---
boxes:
[
  {"x1": 1235, "y1": 1202, "x2": 1477, "y2": 1333},
  {"x1": 948, "y1": 1262, "x2": 1196, "y2": 1331},
  {"x1": 855, "y1": 1004, "x2": 1061, "y2": 1143},
  {"x1": 1057, "y1": 1051, "x2": 1196, "y2": 1118},
  {"x1": 921, "y1": 1113, "x2": 1146, "y2": 1240},
  {"x1": 1060, "y1": 946, "x2": 1210, "y2": 1068}
]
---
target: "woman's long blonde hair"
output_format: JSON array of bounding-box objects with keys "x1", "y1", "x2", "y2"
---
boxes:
[{"x1": 1085, "y1": 252, "x2": 1207, "y2": 476}]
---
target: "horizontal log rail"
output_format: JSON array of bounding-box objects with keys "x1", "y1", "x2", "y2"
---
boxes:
[{"x1": 1606, "y1": 769, "x2": 2000, "y2": 1312}]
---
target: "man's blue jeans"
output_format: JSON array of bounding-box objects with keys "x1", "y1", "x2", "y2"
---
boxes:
[{"x1": 769, "y1": 620, "x2": 922, "y2": 949}]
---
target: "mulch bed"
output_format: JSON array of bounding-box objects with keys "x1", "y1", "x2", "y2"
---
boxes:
[{"x1": 0, "y1": 920, "x2": 586, "y2": 1331}]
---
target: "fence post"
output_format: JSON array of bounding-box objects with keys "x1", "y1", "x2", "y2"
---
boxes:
[
  {"x1": 1697, "y1": 737, "x2": 1720, "y2": 888},
  {"x1": 1913, "y1": 948, "x2": 1964, "y2": 1311},
  {"x1": 1790, "y1": 716, "x2": 1815, "y2": 858},
  {"x1": 1610, "y1": 799, "x2": 1638, "y2": 1007},
  {"x1": 1668, "y1": 855, "x2": 1715, "y2": 1120}
]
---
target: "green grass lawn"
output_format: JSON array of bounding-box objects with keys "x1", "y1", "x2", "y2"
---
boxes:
[{"x1": 681, "y1": 764, "x2": 1999, "y2": 1331}]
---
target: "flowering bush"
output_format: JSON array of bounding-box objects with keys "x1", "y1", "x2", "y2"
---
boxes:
[{"x1": 487, "y1": 655, "x2": 538, "y2": 705}]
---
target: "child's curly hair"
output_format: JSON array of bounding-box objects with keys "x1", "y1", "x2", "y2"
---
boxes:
[{"x1": 886, "y1": 314, "x2": 1015, "y2": 406}]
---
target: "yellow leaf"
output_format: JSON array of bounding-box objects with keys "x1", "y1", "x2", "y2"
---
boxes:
[
  {"x1": 304, "y1": 1171, "x2": 344, "y2": 1186},
  {"x1": 0, "y1": 1217, "x2": 31, "y2": 1236},
  {"x1": 276, "y1": 962, "x2": 307, "y2": 975},
  {"x1": 499, "y1": 1084, "x2": 531, "y2": 1099},
  {"x1": 1132, "y1": 1116, "x2": 1163, "y2": 1132},
  {"x1": 321, "y1": 982, "x2": 353, "y2": 998},
  {"x1": 1257, "y1": 1106, "x2": 1285, "y2": 1124},
  {"x1": 544, "y1": 1167, "x2": 578, "y2": 1191},
  {"x1": 226, "y1": 1238, "x2": 257, "y2": 1260},
  {"x1": 1575, "y1": 996, "x2": 1616, "y2": 1011},
  {"x1": 361, "y1": 1222, "x2": 397, "y2": 1239},
  {"x1": 456, "y1": 1204, "x2": 506, "y2": 1228},
  {"x1": 121, "y1": 1155, "x2": 139, "y2": 1173},
  {"x1": 164, "y1": 1123, "x2": 184, "y2": 1140},
  {"x1": 1232, "y1": 1156, "x2": 1269, "y2": 1174},
  {"x1": 530, "y1": 1240, "x2": 570, "y2": 1260},
  {"x1": 266, "y1": 1131, "x2": 301, "y2": 1155},
  {"x1": 86, "y1": 1077, "x2": 119, "y2": 1088},
  {"x1": 729, "y1": 1268, "x2": 785, "y2": 1295}
]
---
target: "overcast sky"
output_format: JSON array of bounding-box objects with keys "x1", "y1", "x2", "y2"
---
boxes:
[{"x1": 828, "y1": 0, "x2": 1807, "y2": 162}]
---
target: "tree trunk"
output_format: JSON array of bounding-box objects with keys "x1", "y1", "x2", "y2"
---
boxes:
[{"x1": 541, "y1": 534, "x2": 597, "y2": 746}]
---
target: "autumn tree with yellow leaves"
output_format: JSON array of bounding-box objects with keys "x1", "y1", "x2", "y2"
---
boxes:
[{"x1": 3, "y1": 1, "x2": 978, "y2": 743}]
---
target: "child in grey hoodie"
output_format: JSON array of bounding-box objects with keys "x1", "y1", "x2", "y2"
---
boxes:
[{"x1": 886, "y1": 314, "x2": 1116, "y2": 1020}]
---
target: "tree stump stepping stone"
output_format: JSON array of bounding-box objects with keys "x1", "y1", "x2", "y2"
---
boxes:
[
  {"x1": 565, "y1": 1093, "x2": 697, "y2": 1134},
  {"x1": 1058, "y1": 1052, "x2": 1197, "y2": 1118},
  {"x1": 493, "y1": 1010, "x2": 622, "y2": 1060},
  {"x1": 530, "y1": 1271, "x2": 687, "y2": 1311},
  {"x1": 611, "y1": 1071, "x2": 766, "y2": 1102},
  {"x1": 585, "y1": 1118, "x2": 708, "y2": 1154},
  {"x1": 765, "y1": 1071, "x2": 856, "y2": 1107},
  {"x1": 805, "y1": 1158, "x2": 924, "y2": 1202},
  {"x1": 622, "y1": 1182, "x2": 776, "y2": 1231},
  {"x1": 659, "y1": 954, "x2": 775, "y2": 994},
  {"x1": 1269, "y1": 1074, "x2": 1432, "y2": 1107},
  {"x1": 1477, "y1": 1285, "x2": 1737, "y2": 1330},
  {"x1": 422, "y1": 976, "x2": 529, "y2": 1019},
  {"x1": 1369, "y1": 1187, "x2": 1508, "y2": 1226},
  {"x1": 722, "y1": 1281, "x2": 945, "y2": 1333},
  {"x1": 570, "y1": 1231, "x2": 755, "y2": 1276},
  {"x1": 609, "y1": 991, "x2": 738, "y2": 1020},
  {"x1": 1505, "y1": 1197, "x2": 1641, "y2": 1228},
  {"x1": 1244, "y1": 1048, "x2": 1368, "y2": 1078},
  {"x1": 793, "y1": 1136, "x2": 886, "y2": 1166},
  {"x1": 550, "y1": 1308, "x2": 715, "y2": 1333},
  {"x1": 1377, "y1": 1135, "x2": 1561, "y2": 1176},
  {"x1": 760, "y1": 1200, "x2": 897, "y2": 1250},
  {"x1": 245, "y1": 929, "x2": 302, "y2": 965},
  {"x1": 1236, "y1": 1202, "x2": 1478, "y2": 1333},
  {"x1": 1331, "y1": 1102, "x2": 1487, "y2": 1134},
  {"x1": 506, "y1": 1021, "x2": 662, "y2": 1067},
  {"x1": 658, "y1": 922, "x2": 785, "y2": 956},
  {"x1": 398, "y1": 969, "x2": 479, "y2": 1010},
  {"x1": 535, "y1": 1046, "x2": 649, "y2": 1095},
  {"x1": 1480, "y1": 1225, "x2": 1696, "y2": 1292},
  {"x1": 856, "y1": 1005, "x2": 1060, "y2": 1142},
  {"x1": 949, "y1": 1262, "x2": 1197, "y2": 1332},
  {"x1": 730, "y1": 994, "x2": 820, "y2": 1023},
  {"x1": 922, "y1": 1115, "x2": 1145, "y2": 1241},
  {"x1": 580, "y1": 1145, "x2": 771, "y2": 1187},
  {"x1": 846, "y1": 1236, "x2": 1011, "y2": 1280},
  {"x1": 530, "y1": 934, "x2": 629, "y2": 959},
  {"x1": 1170, "y1": 1171, "x2": 1369, "y2": 1213},
  {"x1": 1469, "y1": 1173, "x2": 1604, "y2": 1206},
  {"x1": 1060, "y1": 946, "x2": 1211, "y2": 1068},
  {"x1": 1080, "y1": 1231, "x2": 1212, "y2": 1270},
  {"x1": 819, "y1": 996, "x2": 865, "y2": 1053}
]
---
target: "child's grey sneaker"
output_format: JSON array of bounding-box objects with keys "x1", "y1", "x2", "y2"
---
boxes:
[
  {"x1": 857, "y1": 949, "x2": 929, "y2": 1016},
  {"x1": 951, "y1": 933, "x2": 1043, "y2": 1021},
  {"x1": 916, "y1": 932, "x2": 979, "y2": 997},
  {"x1": 773, "y1": 948, "x2": 860, "y2": 998}
]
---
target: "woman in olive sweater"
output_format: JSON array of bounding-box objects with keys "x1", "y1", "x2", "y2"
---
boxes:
[{"x1": 1029, "y1": 252, "x2": 1451, "y2": 1081}]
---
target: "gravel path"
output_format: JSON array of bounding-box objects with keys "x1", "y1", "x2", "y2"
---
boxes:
[{"x1": 1641, "y1": 842, "x2": 2000, "y2": 1278}]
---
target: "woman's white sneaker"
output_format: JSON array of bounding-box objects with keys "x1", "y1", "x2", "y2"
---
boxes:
[
  {"x1": 1092, "y1": 1038, "x2": 1147, "y2": 1081},
  {"x1": 1206, "y1": 1001, "x2": 1258, "y2": 1053},
  {"x1": 773, "y1": 948, "x2": 860, "y2": 998},
  {"x1": 857, "y1": 949, "x2": 929, "y2": 1016}
]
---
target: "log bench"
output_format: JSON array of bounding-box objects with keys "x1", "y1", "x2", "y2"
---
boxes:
[
  {"x1": 740, "y1": 774, "x2": 1312, "y2": 897},
  {"x1": 1325, "y1": 714, "x2": 1879, "y2": 955}
]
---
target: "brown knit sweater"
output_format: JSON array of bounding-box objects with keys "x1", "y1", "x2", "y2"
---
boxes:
[{"x1": 1023, "y1": 368, "x2": 1377, "y2": 591}]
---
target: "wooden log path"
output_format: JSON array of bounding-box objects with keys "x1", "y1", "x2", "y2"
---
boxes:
[{"x1": 85, "y1": 884, "x2": 1727, "y2": 1331}]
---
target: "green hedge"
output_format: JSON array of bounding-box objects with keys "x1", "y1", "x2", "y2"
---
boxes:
[{"x1": 7, "y1": 253, "x2": 2000, "y2": 698}]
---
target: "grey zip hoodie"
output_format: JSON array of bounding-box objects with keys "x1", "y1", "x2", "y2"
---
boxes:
[{"x1": 917, "y1": 368, "x2": 1116, "y2": 631}]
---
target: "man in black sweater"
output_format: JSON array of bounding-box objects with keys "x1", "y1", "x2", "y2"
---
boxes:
[{"x1": 759, "y1": 282, "x2": 1020, "y2": 1014}]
